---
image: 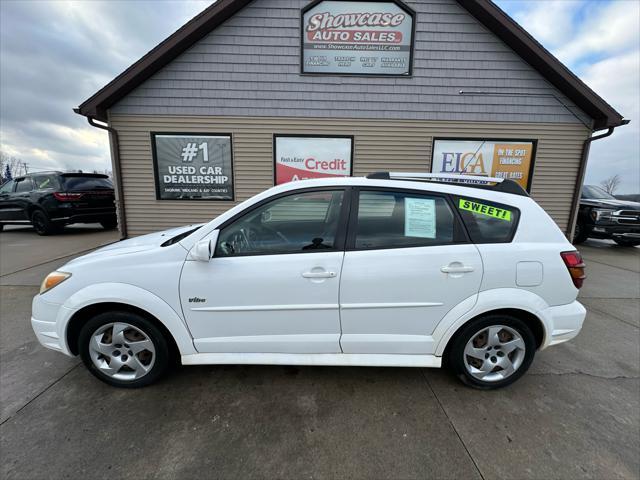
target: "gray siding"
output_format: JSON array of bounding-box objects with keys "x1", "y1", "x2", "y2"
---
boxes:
[
  {"x1": 109, "y1": 114, "x2": 590, "y2": 237},
  {"x1": 111, "y1": 0, "x2": 590, "y2": 125}
]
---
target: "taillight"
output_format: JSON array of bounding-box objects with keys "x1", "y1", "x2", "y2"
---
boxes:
[
  {"x1": 561, "y1": 251, "x2": 586, "y2": 289},
  {"x1": 53, "y1": 192, "x2": 83, "y2": 201}
]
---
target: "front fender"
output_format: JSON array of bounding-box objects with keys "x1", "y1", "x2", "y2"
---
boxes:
[
  {"x1": 434, "y1": 288, "x2": 552, "y2": 356},
  {"x1": 56, "y1": 282, "x2": 197, "y2": 356}
]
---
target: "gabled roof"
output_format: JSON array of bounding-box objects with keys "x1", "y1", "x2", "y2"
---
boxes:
[{"x1": 76, "y1": 0, "x2": 625, "y2": 130}]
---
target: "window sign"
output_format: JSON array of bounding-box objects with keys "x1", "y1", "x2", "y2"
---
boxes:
[
  {"x1": 431, "y1": 139, "x2": 536, "y2": 191},
  {"x1": 274, "y1": 135, "x2": 353, "y2": 185},
  {"x1": 301, "y1": 0, "x2": 415, "y2": 75},
  {"x1": 152, "y1": 134, "x2": 233, "y2": 200},
  {"x1": 404, "y1": 197, "x2": 436, "y2": 238}
]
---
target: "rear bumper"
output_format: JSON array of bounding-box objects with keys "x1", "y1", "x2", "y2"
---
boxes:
[{"x1": 541, "y1": 300, "x2": 586, "y2": 349}]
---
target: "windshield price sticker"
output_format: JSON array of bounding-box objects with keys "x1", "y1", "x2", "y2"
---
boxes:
[{"x1": 458, "y1": 199, "x2": 512, "y2": 221}]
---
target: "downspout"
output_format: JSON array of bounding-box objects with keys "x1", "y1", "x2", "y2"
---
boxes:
[
  {"x1": 566, "y1": 119, "x2": 630, "y2": 241},
  {"x1": 80, "y1": 113, "x2": 128, "y2": 239}
]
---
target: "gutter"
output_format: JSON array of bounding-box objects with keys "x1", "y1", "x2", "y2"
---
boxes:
[
  {"x1": 76, "y1": 110, "x2": 128, "y2": 239},
  {"x1": 567, "y1": 119, "x2": 631, "y2": 241}
]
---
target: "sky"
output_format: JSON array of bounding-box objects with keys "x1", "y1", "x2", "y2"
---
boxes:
[{"x1": 0, "y1": 0, "x2": 638, "y2": 193}]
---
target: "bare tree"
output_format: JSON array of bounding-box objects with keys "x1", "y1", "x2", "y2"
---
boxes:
[
  {"x1": 0, "y1": 151, "x2": 28, "y2": 181},
  {"x1": 600, "y1": 174, "x2": 622, "y2": 195}
]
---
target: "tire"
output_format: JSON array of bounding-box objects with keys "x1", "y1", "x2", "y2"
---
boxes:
[
  {"x1": 614, "y1": 238, "x2": 640, "y2": 247},
  {"x1": 0, "y1": 224, "x2": 4, "y2": 232},
  {"x1": 572, "y1": 220, "x2": 589, "y2": 244},
  {"x1": 78, "y1": 311, "x2": 170, "y2": 388},
  {"x1": 100, "y1": 218, "x2": 118, "y2": 230},
  {"x1": 447, "y1": 314, "x2": 537, "y2": 390},
  {"x1": 31, "y1": 210, "x2": 58, "y2": 236}
]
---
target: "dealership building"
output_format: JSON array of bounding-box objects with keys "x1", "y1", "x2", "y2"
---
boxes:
[{"x1": 76, "y1": 0, "x2": 626, "y2": 238}]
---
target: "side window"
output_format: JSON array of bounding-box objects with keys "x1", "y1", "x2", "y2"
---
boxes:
[
  {"x1": 14, "y1": 178, "x2": 33, "y2": 193},
  {"x1": 216, "y1": 190, "x2": 344, "y2": 256},
  {"x1": 33, "y1": 175, "x2": 59, "y2": 190},
  {"x1": 0, "y1": 180, "x2": 15, "y2": 193},
  {"x1": 354, "y1": 190, "x2": 460, "y2": 250},
  {"x1": 455, "y1": 197, "x2": 520, "y2": 243}
]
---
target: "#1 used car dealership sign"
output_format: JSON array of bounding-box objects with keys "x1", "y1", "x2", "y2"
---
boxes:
[{"x1": 302, "y1": 0, "x2": 415, "y2": 75}]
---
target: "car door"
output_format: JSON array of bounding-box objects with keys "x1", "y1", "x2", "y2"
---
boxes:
[
  {"x1": 180, "y1": 188, "x2": 349, "y2": 354},
  {"x1": 2, "y1": 178, "x2": 32, "y2": 221},
  {"x1": 339, "y1": 188, "x2": 483, "y2": 355},
  {"x1": 0, "y1": 180, "x2": 16, "y2": 221}
]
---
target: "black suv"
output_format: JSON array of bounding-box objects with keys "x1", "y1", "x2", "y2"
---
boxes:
[
  {"x1": 0, "y1": 172, "x2": 117, "y2": 235},
  {"x1": 574, "y1": 185, "x2": 640, "y2": 247}
]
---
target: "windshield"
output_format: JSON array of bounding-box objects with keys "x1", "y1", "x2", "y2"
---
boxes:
[
  {"x1": 582, "y1": 185, "x2": 616, "y2": 200},
  {"x1": 62, "y1": 175, "x2": 113, "y2": 191}
]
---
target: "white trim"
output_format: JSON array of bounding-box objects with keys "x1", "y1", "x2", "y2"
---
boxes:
[
  {"x1": 190, "y1": 304, "x2": 338, "y2": 312},
  {"x1": 181, "y1": 352, "x2": 442, "y2": 368},
  {"x1": 340, "y1": 302, "x2": 443, "y2": 309}
]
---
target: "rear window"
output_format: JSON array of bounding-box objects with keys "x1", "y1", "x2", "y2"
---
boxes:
[
  {"x1": 62, "y1": 176, "x2": 113, "y2": 191},
  {"x1": 455, "y1": 196, "x2": 520, "y2": 243}
]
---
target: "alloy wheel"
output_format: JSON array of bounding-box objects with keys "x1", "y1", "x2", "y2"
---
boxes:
[
  {"x1": 463, "y1": 325, "x2": 526, "y2": 382},
  {"x1": 88, "y1": 322, "x2": 156, "y2": 381}
]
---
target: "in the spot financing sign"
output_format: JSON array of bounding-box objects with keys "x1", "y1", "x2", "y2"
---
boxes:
[
  {"x1": 274, "y1": 135, "x2": 353, "y2": 185},
  {"x1": 152, "y1": 134, "x2": 234, "y2": 200},
  {"x1": 431, "y1": 139, "x2": 535, "y2": 190},
  {"x1": 302, "y1": 0, "x2": 414, "y2": 75}
]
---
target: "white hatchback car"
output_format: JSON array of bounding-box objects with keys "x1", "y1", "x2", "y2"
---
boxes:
[{"x1": 32, "y1": 173, "x2": 586, "y2": 389}]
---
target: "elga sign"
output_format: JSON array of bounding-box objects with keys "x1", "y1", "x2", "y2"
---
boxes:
[
  {"x1": 274, "y1": 135, "x2": 353, "y2": 185},
  {"x1": 431, "y1": 139, "x2": 536, "y2": 190},
  {"x1": 151, "y1": 134, "x2": 234, "y2": 200},
  {"x1": 301, "y1": 0, "x2": 415, "y2": 75}
]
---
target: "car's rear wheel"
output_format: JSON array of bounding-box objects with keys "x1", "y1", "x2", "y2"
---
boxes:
[
  {"x1": 100, "y1": 218, "x2": 118, "y2": 230},
  {"x1": 78, "y1": 311, "x2": 170, "y2": 388},
  {"x1": 31, "y1": 210, "x2": 59, "y2": 235},
  {"x1": 614, "y1": 238, "x2": 640, "y2": 247},
  {"x1": 448, "y1": 314, "x2": 536, "y2": 389}
]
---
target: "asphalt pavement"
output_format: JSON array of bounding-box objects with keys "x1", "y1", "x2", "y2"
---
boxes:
[{"x1": 0, "y1": 227, "x2": 638, "y2": 480}]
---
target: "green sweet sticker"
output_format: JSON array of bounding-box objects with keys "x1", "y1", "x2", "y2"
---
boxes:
[{"x1": 458, "y1": 199, "x2": 512, "y2": 221}]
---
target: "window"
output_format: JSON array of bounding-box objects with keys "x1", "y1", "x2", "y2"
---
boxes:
[
  {"x1": 354, "y1": 190, "x2": 459, "y2": 250},
  {"x1": 33, "y1": 175, "x2": 60, "y2": 190},
  {"x1": 0, "y1": 180, "x2": 14, "y2": 194},
  {"x1": 62, "y1": 176, "x2": 112, "y2": 191},
  {"x1": 14, "y1": 178, "x2": 33, "y2": 193},
  {"x1": 216, "y1": 190, "x2": 344, "y2": 256},
  {"x1": 455, "y1": 196, "x2": 519, "y2": 243}
]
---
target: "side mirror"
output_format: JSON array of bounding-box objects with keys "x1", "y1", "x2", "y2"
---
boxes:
[{"x1": 189, "y1": 230, "x2": 219, "y2": 262}]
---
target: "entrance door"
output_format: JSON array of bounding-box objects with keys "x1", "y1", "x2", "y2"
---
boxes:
[
  {"x1": 180, "y1": 189, "x2": 348, "y2": 354},
  {"x1": 339, "y1": 189, "x2": 483, "y2": 354}
]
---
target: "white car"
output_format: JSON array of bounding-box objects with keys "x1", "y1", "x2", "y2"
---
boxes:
[{"x1": 31, "y1": 173, "x2": 586, "y2": 389}]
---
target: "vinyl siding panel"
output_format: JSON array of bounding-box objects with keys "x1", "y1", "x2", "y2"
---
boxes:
[
  {"x1": 110, "y1": 114, "x2": 589, "y2": 237},
  {"x1": 110, "y1": 0, "x2": 591, "y2": 126}
]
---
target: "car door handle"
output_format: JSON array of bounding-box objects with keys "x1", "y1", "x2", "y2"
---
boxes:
[
  {"x1": 441, "y1": 265, "x2": 475, "y2": 273},
  {"x1": 302, "y1": 271, "x2": 336, "y2": 278}
]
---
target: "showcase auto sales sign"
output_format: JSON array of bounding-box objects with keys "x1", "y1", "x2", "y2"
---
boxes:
[
  {"x1": 302, "y1": 1, "x2": 414, "y2": 75},
  {"x1": 274, "y1": 136, "x2": 352, "y2": 185}
]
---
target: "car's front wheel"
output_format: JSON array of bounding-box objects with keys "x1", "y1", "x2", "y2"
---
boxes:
[
  {"x1": 78, "y1": 311, "x2": 170, "y2": 388},
  {"x1": 448, "y1": 314, "x2": 536, "y2": 389},
  {"x1": 31, "y1": 210, "x2": 59, "y2": 235},
  {"x1": 572, "y1": 220, "x2": 588, "y2": 244}
]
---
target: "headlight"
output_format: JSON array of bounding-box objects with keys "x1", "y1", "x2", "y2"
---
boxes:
[
  {"x1": 590, "y1": 208, "x2": 614, "y2": 222},
  {"x1": 40, "y1": 271, "x2": 71, "y2": 294}
]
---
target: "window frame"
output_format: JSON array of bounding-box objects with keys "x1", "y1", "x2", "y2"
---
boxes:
[
  {"x1": 213, "y1": 186, "x2": 352, "y2": 258},
  {"x1": 345, "y1": 187, "x2": 470, "y2": 252},
  {"x1": 452, "y1": 195, "x2": 521, "y2": 244}
]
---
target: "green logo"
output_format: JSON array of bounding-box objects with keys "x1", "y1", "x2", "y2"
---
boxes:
[{"x1": 458, "y1": 199, "x2": 512, "y2": 221}]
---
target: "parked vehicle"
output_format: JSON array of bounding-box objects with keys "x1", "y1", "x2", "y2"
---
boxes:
[
  {"x1": 31, "y1": 173, "x2": 586, "y2": 389},
  {"x1": 574, "y1": 185, "x2": 640, "y2": 246},
  {"x1": 0, "y1": 172, "x2": 117, "y2": 235}
]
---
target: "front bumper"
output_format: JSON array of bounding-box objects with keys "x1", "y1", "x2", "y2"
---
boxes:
[
  {"x1": 31, "y1": 294, "x2": 73, "y2": 356},
  {"x1": 541, "y1": 300, "x2": 586, "y2": 349}
]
